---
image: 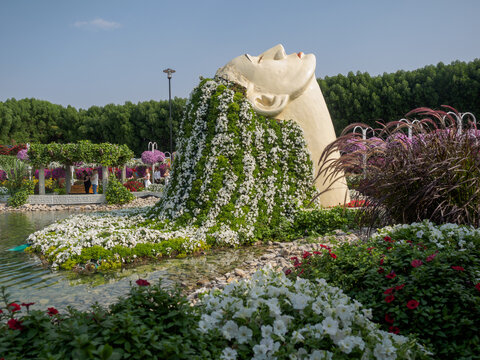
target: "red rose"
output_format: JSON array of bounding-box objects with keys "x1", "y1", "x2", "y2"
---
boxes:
[
  {"x1": 136, "y1": 279, "x2": 150, "y2": 286},
  {"x1": 302, "y1": 251, "x2": 312, "y2": 259},
  {"x1": 8, "y1": 303, "x2": 21, "y2": 312},
  {"x1": 47, "y1": 307, "x2": 59, "y2": 316},
  {"x1": 385, "y1": 295, "x2": 395, "y2": 303},
  {"x1": 411, "y1": 259, "x2": 423, "y2": 268},
  {"x1": 7, "y1": 318, "x2": 23, "y2": 330},
  {"x1": 385, "y1": 313, "x2": 395, "y2": 324},
  {"x1": 476, "y1": 283, "x2": 480, "y2": 292},
  {"x1": 407, "y1": 299, "x2": 419, "y2": 309},
  {"x1": 451, "y1": 266, "x2": 465, "y2": 271},
  {"x1": 389, "y1": 326, "x2": 400, "y2": 334},
  {"x1": 383, "y1": 287, "x2": 394, "y2": 294},
  {"x1": 386, "y1": 271, "x2": 396, "y2": 279},
  {"x1": 395, "y1": 283, "x2": 405, "y2": 291},
  {"x1": 329, "y1": 252, "x2": 337, "y2": 259},
  {"x1": 378, "y1": 267, "x2": 385, "y2": 274}
]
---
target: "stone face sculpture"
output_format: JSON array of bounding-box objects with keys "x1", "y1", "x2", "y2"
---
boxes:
[{"x1": 216, "y1": 44, "x2": 349, "y2": 206}]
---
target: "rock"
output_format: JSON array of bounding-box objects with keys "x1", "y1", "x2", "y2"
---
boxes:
[
  {"x1": 196, "y1": 279, "x2": 210, "y2": 286},
  {"x1": 234, "y1": 268, "x2": 247, "y2": 277}
]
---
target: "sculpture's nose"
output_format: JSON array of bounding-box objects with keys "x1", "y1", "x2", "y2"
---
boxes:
[{"x1": 260, "y1": 44, "x2": 286, "y2": 60}]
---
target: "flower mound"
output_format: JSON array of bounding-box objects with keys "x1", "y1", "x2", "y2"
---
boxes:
[{"x1": 199, "y1": 268, "x2": 426, "y2": 360}]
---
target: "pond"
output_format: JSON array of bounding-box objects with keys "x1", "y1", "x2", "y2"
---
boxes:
[{"x1": 0, "y1": 210, "x2": 266, "y2": 311}]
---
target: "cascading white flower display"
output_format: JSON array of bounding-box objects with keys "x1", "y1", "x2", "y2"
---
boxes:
[
  {"x1": 27, "y1": 78, "x2": 317, "y2": 268},
  {"x1": 199, "y1": 267, "x2": 428, "y2": 360}
]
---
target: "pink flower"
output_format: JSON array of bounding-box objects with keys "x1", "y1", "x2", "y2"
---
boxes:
[
  {"x1": 380, "y1": 258, "x2": 384, "y2": 265},
  {"x1": 384, "y1": 287, "x2": 394, "y2": 295},
  {"x1": 284, "y1": 269, "x2": 292, "y2": 275},
  {"x1": 378, "y1": 267, "x2": 385, "y2": 274},
  {"x1": 302, "y1": 251, "x2": 312, "y2": 259},
  {"x1": 21, "y1": 302, "x2": 35, "y2": 311},
  {"x1": 407, "y1": 300, "x2": 419, "y2": 309},
  {"x1": 475, "y1": 283, "x2": 480, "y2": 292},
  {"x1": 329, "y1": 252, "x2": 337, "y2": 259},
  {"x1": 451, "y1": 266, "x2": 465, "y2": 271},
  {"x1": 136, "y1": 279, "x2": 151, "y2": 286},
  {"x1": 411, "y1": 259, "x2": 423, "y2": 268}
]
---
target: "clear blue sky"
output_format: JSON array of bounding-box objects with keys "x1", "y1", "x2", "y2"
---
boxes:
[{"x1": 1, "y1": 0, "x2": 479, "y2": 109}]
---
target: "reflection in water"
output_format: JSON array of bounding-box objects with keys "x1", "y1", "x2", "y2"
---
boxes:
[{"x1": 0, "y1": 210, "x2": 264, "y2": 311}]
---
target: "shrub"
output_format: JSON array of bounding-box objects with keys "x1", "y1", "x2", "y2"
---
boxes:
[
  {"x1": 291, "y1": 207, "x2": 358, "y2": 238},
  {"x1": 7, "y1": 190, "x2": 29, "y2": 207},
  {"x1": 288, "y1": 221, "x2": 480, "y2": 358},
  {"x1": 318, "y1": 106, "x2": 480, "y2": 227},
  {"x1": 106, "y1": 179, "x2": 135, "y2": 205}
]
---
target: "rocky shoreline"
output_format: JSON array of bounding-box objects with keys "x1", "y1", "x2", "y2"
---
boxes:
[
  {"x1": 0, "y1": 196, "x2": 160, "y2": 213},
  {"x1": 187, "y1": 230, "x2": 364, "y2": 303}
]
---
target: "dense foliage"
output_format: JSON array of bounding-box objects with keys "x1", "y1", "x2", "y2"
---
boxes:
[
  {"x1": 0, "y1": 269, "x2": 429, "y2": 360},
  {"x1": 27, "y1": 141, "x2": 134, "y2": 167},
  {"x1": 318, "y1": 107, "x2": 480, "y2": 227},
  {"x1": 105, "y1": 179, "x2": 135, "y2": 205},
  {"x1": 319, "y1": 59, "x2": 480, "y2": 135},
  {"x1": 0, "y1": 98, "x2": 185, "y2": 156},
  {"x1": 288, "y1": 221, "x2": 480, "y2": 359}
]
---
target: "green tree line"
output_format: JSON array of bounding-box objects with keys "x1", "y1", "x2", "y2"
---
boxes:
[
  {"x1": 1, "y1": 59, "x2": 478, "y2": 151},
  {"x1": 0, "y1": 98, "x2": 185, "y2": 156},
  {"x1": 318, "y1": 58, "x2": 480, "y2": 134}
]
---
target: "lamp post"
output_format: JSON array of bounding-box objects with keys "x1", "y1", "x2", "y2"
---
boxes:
[{"x1": 163, "y1": 68, "x2": 176, "y2": 156}]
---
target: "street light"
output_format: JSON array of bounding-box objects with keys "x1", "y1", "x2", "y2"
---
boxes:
[{"x1": 163, "y1": 68, "x2": 176, "y2": 156}]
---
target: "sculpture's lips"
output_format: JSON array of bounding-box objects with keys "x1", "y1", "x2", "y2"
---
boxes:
[{"x1": 297, "y1": 52, "x2": 304, "y2": 59}]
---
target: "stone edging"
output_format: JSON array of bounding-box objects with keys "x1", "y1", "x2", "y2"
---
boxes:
[{"x1": 187, "y1": 230, "x2": 363, "y2": 303}]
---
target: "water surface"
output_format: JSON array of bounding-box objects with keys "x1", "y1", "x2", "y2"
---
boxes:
[{"x1": 0, "y1": 210, "x2": 264, "y2": 311}]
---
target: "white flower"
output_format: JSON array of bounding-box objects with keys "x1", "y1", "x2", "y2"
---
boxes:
[
  {"x1": 273, "y1": 318, "x2": 288, "y2": 339},
  {"x1": 221, "y1": 320, "x2": 239, "y2": 340},
  {"x1": 321, "y1": 317, "x2": 339, "y2": 336},
  {"x1": 221, "y1": 347, "x2": 237, "y2": 360},
  {"x1": 237, "y1": 325, "x2": 253, "y2": 344},
  {"x1": 291, "y1": 330, "x2": 305, "y2": 344}
]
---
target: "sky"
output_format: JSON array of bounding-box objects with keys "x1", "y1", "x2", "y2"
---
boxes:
[{"x1": 0, "y1": 0, "x2": 479, "y2": 109}]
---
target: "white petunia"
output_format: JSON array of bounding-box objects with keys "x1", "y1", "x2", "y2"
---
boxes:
[
  {"x1": 220, "y1": 347, "x2": 237, "y2": 360},
  {"x1": 221, "y1": 320, "x2": 239, "y2": 340},
  {"x1": 321, "y1": 317, "x2": 339, "y2": 336}
]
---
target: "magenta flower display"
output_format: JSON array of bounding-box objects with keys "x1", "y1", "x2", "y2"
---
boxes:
[
  {"x1": 16, "y1": 149, "x2": 29, "y2": 161},
  {"x1": 141, "y1": 150, "x2": 165, "y2": 165}
]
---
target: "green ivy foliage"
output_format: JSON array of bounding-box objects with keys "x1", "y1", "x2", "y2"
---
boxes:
[
  {"x1": 27, "y1": 141, "x2": 134, "y2": 167},
  {"x1": 105, "y1": 179, "x2": 135, "y2": 205}
]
